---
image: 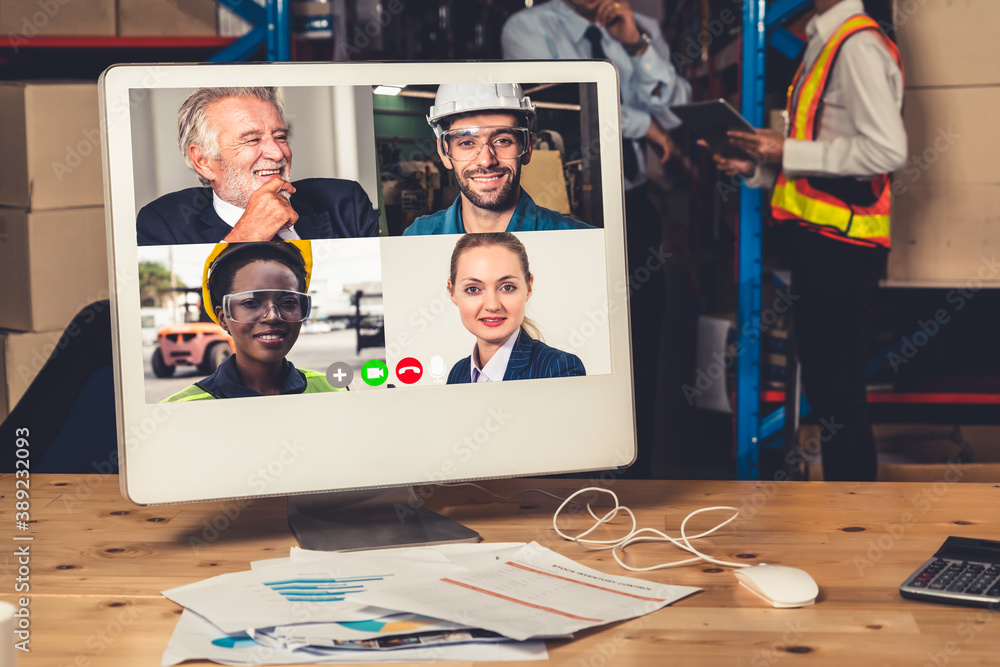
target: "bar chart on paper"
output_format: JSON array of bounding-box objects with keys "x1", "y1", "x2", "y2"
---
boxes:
[{"x1": 263, "y1": 575, "x2": 391, "y2": 602}]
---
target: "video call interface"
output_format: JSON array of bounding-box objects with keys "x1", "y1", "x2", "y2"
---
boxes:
[{"x1": 131, "y1": 83, "x2": 613, "y2": 403}]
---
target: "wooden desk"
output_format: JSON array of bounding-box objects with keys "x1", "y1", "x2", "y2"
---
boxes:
[{"x1": 4, "y1": 474, "x2": 1000, "y2": 666}]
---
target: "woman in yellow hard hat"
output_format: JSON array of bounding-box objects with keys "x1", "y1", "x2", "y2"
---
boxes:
[{"x1": 162, "y1": 240, "x2": 338, "y2": 401}]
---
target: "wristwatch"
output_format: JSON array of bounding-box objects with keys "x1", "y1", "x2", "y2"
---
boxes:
[{"x1": 623, "y1": 30, "x2": 651, "y2": 56}]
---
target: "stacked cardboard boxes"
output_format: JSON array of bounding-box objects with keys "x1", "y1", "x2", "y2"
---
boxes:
[
  {"x1": 0, "y1": 0, "x2": 216, "y2": 38},
  {"x1": 889, "y1": 0, "x2": 1000, "y2": 283},
  {"x1": 118, "y1": 0, "x2": 216, "y2": 36},
  {"x1": 0, "y1": 81, "x2": 109, "y2": 419}
]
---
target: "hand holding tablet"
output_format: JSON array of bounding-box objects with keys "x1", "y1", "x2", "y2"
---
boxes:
[{"x1": 671, "y1": 99, "x2": 787, "y2": 176}]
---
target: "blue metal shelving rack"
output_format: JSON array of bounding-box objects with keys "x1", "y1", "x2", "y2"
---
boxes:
[
  {"x1": 210, "y1": 0, "x2": 291, "y2": 62},
  {"x1": 736, "y1": 0, "x2": 812, "y2": 479},
  {"x1": 197, "y1": 0, "x2": 813, "y2": 479}
]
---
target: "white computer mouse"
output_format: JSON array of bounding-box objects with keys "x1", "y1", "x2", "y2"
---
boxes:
[{"x1": 734, "y1": 564, "x2": 819, "y2": 608}]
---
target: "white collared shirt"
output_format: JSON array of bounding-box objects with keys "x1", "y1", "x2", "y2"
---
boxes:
[
  {"x1": 747, "y1": 0, "x2": 906, "y2": 187},
  {"x1": 470, "y1": 331, "x2": 519, "y2": 383},
  {"x1": 212, "y1": 191, "x2": 300, "y2": 241}
]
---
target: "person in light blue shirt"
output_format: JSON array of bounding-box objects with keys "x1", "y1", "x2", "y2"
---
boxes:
[
  {"x1": 403, "y1": 83, "x2": 592, "y2": 236},
  {"x1": 502, "y1": 2, "x2": 692, "y2": 478},
  {"x1": 501, "y1": 0, "x2": 691, "y2": 192}
]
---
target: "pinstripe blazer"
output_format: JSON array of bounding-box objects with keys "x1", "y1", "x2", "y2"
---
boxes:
[{"x1": 446, "y1": 328, "x2": 586, "y2": 384}]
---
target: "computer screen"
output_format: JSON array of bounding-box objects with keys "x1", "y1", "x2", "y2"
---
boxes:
[{"x1": 100, "y1": 62, "x2": 634, "y2": 544}]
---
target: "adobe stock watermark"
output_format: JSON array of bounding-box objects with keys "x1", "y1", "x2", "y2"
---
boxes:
[
  {"x1": 188, "y1": 439, "x2": 305, "y2": 549},
  {"x1": 732, "y1": 416, "x2": 844, "y2": 527},
  {"x1": 65, "y1": 602, "x2": 141, "y2": 667},
  {"x1": 750, "y1": 620, "x2": 810, "y2": 667},
  {"x1": 890, "y1": 126, "x2": 960, "y2": 197},
  {"x1": 62, "y1": 402, "x2": 178, "y2": 513},
  {"x1": 534, "y1": 456, "x2": 631, "y2": 547},
  {"x1": 853, "y1": 461, "x2": 966, "y2": 576},
  {"x1": 50, "y1": 66, "x2": 168, "y2": 184},
  {"x1": 14, "y1": 299, "x2": 110, "y2": 388},
  {"x1": 574, "y1": 601, "x2": 661, "y2": 667},
  {"x1": 335, "y1": 0, "x2": 417, "y2": 60},
  {"x1": 5, "y1": 0, "x2": 74, "y2": 52},
  {"x1": 385, "y1": 286, "x2": 453, "y2": 360},
  {"x1": 682, "y1": 287, "x2": 797, "y2": 405},
  {"x1": 393, "y1": 406, "x2": 512, "y2": 523},
  {"x1": 891, "y1": 0, "x2": 932, "y2": 31},
  {"x1": 887, "y1": 255, "x2": 999, "y2": 372},
  {"x1": 567, "y1": 245, "x2": 672, "y2": 351},
  {"x1": 921, "y1": 604, "x2": 997, "y2": 667},
  {"x1": 670, "y1": 2, "x2": 740, "y2": 70}
]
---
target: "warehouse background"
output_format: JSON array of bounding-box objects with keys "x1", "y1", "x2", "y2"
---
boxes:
[{"x1": 1, "y1": 0, "x2": 997, "y2": 481}]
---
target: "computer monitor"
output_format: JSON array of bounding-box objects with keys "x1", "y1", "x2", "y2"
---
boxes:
[{"x1": 100, "y1": 61, "x2": 634, "y2": 550}]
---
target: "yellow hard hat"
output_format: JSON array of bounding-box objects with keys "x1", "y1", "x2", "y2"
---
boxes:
[{"x1": 201, "y1": 240, "x2": 313, "y2": 325}]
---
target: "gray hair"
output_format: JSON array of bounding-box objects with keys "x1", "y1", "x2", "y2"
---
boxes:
[{"x1": 177, "y1": 87, "x2": 285, "y2": 186}]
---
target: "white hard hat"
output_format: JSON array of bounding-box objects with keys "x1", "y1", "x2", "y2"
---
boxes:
[{"x1": 426, "y1": 83, "x2": 535, "y2": 137}]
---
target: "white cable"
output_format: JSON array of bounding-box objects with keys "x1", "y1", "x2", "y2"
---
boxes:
[
  {"x1": 551, "y1": 487, "x2": 751, "y2": 571},
  {"x1": 436, "y1": 482, "x2": 750, "y2": 571},
  {"x1": 437, "y1": 482, "x2": 567, "y2": 502}
]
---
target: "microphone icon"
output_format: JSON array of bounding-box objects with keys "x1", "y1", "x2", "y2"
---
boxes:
[{"x1": 429, "y1": 355, "x2": 446, "y2": 383}]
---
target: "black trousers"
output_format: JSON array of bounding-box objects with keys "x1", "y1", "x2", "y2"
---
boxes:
[
  {"x1": 783, "y1": 226, "x2": 887, "y2": 481},
  {"x1": 624, "y1": 184, "x2": 665, "y2": 478}
]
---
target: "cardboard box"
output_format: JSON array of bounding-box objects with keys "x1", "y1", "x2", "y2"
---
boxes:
[
  {"x1": 118, "y1": 0, "x2": 217, "y2": 36},
  {"x1": 889, "y1": 183, "x2": 1000, "y2": 283},
  {"x1": 801, "y1": 423, "x2": 1000, "y2": 481},
  {"x1": 888, "y1": 86, "x2": 1000, "y2": 283},
  {"x1": 0, "y1": 0, "x2": 115, "y2": 37},
  {"x1": 895, "y1": 0, "x2": 1000, "y2": 88},
  {"x1": 0, "y1": 328, "x2": 65, "y2": 421},
  {"x1": 0, "y1": 206, "x2": 109, "y2": 332},
  {"x1": 521, "y1": 150, "x2": 571, "y2": 215},
  {"x1": 0, "y1": 81, "x2": 104, "y2": 210},
  {"x1": 898, "y1": 87, "x2": 1000, "y2": 187},
  {"x1": 808, "y1": 461, "x2": 1000, "y2": 483}
]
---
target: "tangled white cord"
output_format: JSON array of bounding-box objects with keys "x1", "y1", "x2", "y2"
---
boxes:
[{"x1": 551, "y1": 487, "x2": 750, "y2": 571}]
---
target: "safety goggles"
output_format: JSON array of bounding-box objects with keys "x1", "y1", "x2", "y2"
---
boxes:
[
  {"x1": 441, "y1": 125, "x2": 530, "y2": 162},
  {"x1": 222, "y1": 289, "x2": 312, "y2": 323}
]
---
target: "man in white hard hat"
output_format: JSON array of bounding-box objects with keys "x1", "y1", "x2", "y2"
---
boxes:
[{"x1": 403, "y1": 83, "x2": 592, "y2": 235}]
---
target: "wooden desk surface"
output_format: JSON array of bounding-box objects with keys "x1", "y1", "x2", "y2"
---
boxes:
[{"x1": 3, "y1": 474, "x2": 999, "y2": 666}]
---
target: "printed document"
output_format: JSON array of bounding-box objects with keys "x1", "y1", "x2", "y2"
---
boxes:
[{"x1": 352, "y1": 542, "x2": 701, "y2": 641}]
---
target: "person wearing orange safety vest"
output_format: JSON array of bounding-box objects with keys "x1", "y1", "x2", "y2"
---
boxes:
[{"x1": 712, "y1": 0, "x2": 906, "y2": 481}]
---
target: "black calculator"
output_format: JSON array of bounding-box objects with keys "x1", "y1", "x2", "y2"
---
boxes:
[{"x1": 899, "y1": 536, "x2": 1000, "y2": 607}]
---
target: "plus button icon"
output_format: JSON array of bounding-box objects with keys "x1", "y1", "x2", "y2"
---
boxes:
[{"x1": 325, "y1": 362, "x2": 354, "y2": 389}]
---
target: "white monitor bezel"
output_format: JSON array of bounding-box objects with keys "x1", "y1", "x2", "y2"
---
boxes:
[{"x1": 100, "y1": 60, "x2": 635, "y2": 505}]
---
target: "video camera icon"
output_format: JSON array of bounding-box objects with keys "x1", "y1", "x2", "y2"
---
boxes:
[{"x1": 361, "y1": 359, "x2": 389, "y2": 387}]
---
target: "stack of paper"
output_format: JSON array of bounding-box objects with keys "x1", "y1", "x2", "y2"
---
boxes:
[{"x1": 161, "y1": 542, "x2": 700, "y2": 665}]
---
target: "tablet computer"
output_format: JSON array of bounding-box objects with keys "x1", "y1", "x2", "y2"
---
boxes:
[{"x1": 671, "y1": 99, "x2": 758, "y2": 161}]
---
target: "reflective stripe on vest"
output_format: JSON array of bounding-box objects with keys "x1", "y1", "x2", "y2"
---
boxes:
[
  {"x1": 301, "y1": 370, "x2": 339, "y2": 394},
  {"x1": 771, "y1": 15, "x2": 903, "y2": 248}
]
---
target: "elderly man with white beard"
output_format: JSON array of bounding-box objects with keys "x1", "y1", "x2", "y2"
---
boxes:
[{"x1": 136, "y1": 87, "x2": 379, "y2": 246}]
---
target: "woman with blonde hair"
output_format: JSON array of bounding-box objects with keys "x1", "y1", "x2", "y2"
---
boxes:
[{"x1": 446, "y1": 232, "x2": 585, "y2": 384}]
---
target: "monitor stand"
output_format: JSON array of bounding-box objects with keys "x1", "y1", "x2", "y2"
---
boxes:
[{"x1": 287, "y1": 487, "x2": 481, "y2": 552}]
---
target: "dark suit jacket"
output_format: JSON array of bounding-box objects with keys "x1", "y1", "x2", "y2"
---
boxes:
[
  {"x1": 447, "y1": 328, "x2": 586, "y2": 384},
  {"x1": 136, "y1": 178, "x2": 380, "y2": 246}
]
